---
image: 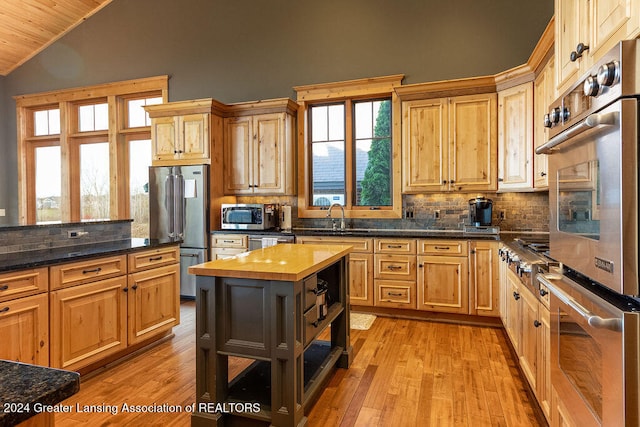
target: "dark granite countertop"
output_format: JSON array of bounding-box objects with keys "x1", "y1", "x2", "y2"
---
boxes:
[
  {"x1": 213, "y1": 228, "x2": 500, "y2": 240},
  {"x1": 0, "y1": 237, "x2": 182, "y2": 274},
  {"x1": 0, "y1": 360, "x2": 80, "y2": 426}
]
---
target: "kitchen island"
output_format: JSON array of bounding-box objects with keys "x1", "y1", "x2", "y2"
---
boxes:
[{"x1": 189, "y1": 244, "x2": 353, "y2": 427}]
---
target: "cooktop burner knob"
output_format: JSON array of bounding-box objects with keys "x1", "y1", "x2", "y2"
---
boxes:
[
  {"x1": 583, "y1": 75, "x2": 600, "y2": 97},
  {"x1": 543, "y1": 113, "x2": 552, "y2": 128},
  {"x1": 549, "y1": 107, "x2": 561, "y2": 124},
  {"x1": 597, "y1": 60, "x2": 620, "y2": 87}
]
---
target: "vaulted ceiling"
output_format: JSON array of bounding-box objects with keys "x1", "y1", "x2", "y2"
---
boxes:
[{"x1": 0, "y1": 0, "x2": 112, "y2": 76}]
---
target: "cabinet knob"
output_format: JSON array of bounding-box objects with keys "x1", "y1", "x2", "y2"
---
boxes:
[
  {"x1": 123, "y1": 287, "x2": 128, "y2": 292},
  {"x1": 540, "y1": 172, "x2": 547, "y2": 177},
  {"x1": 470, "y1": 249, "x2": 476, "y2": 254},
  {"x1": 498, "y1": 178, "x2": 504, "y2": 182},
  {"x1": 132, "y1": 284, "x2": 138, "y2": 290},
  {"x1": 513, "y1": 291, "x2": 520, "y2": 301},
  {"x1": 539, "y1": 288, "x2": 548, "y2": 297},
  {"x1": 443, "y1": 180, "x2": 448, "y2": 184},
  {"x1": 418, "y1": 264, "x2": 423, "y2": 268},
  {"x1": 534, "y1": 320, "x2": 542, "y2": 328},
  {"x1": 450, "y1": 180, "x2": 455, "y2": 184}
]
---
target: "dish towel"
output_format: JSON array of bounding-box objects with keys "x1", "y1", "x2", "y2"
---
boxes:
[{"x1": 262, "y1": 237, "x2": 279, "y2": 247}]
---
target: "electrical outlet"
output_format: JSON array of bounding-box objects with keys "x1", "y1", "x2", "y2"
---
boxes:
[
  {"x1": 434, "y1": 210, "x2": 440, "y2": 220},
  {"x1": 499, "y1": 210, "x2": 506, "y2": 220}
]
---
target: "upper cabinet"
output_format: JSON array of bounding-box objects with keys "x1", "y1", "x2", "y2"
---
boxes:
[
  {"x1": 498, "y1": 82, "x2": 534, "y2": 191},
  {"x1": 401, "y1": 92, "x2": 497, "y2": 193},
  {"x1": 145, "y1": 99, "x2": 226, "y2": 166},
  {"x1": 223, "y1": 99, "x2": 297, "y2": 195},
  {"x1": 534, "y1": 55, "x2": 555, "y2": 189},
  {"x1": 555, "y1": 0, "x2": 640, "y2": 93}
]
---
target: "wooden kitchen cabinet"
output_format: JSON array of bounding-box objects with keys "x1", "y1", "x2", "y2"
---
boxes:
[
  {"x1": 50, "y1": 276, "x2": 128, "y2": 371},
  {"x1": 145, "y1": 98, "x2": 226, "y2": 166},
  {"x1": 519, "y1": 282, "x2": 540, "y2": 392},
  {"x1": 555, "y1": 0, "x2": 640, "y2": 94},
  {"x1": 0, "y1": 293, "x2": 49, "y2": 366},
  {"x1": 498, "y1": 82, "x2": 534, "y2": 191},
  {"x1": 534, "y1": 55, "x2": 555, "y2": 189},
  {"x1": 127, "y1": 264, "x2": 180, "y2": 345},
  {"x1": 223, "y1": 99, "x2": 297, "y2": 195},
  {"x1": 0, "y1": 267, "x2": 48, "y2": 303},
  {"x1": 296, "y1": 235, "x2": 374, "y2": 306},
  {"x1": 402, "y1": 93, "x2": 497, "y2": 193},
  {"x1": 211, "y1": 233, "x2": 249, "y2": 260},
  {"x1": 469, "y1": 240, "x2": 499, "y2": 317},
  {"x1": 503, "y1": 269, "x2": 522, "y2": 351},
  {"x1": 49, "y1": 254, "x2": 127, "y2": 290},
  {"x1": 416, "y1": 240, "x2": 469, "y2": 314},
  {"x1": 374, "y1": 239, "x2": 417, "y2": 309}
]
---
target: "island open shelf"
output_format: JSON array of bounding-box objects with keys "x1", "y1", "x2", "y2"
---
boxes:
[{"x1": 189, "y1": 244, "x2": 353, "y2": 427}]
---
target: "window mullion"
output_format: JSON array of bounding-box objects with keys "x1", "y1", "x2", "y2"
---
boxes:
[
  {"x1": 60, "y1": 101, "x2": 78, "y2": 223},
  {"x1": 344, "y1": 100, "x2": 354, "y2": 209}
]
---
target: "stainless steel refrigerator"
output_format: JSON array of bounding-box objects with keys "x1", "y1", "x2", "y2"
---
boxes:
[{"x1": 149, "y1": 165, "x2": 209, "y2": 298}]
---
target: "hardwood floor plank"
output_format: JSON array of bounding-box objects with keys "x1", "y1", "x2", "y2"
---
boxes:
[{"x1": 54, "y1": 302, "x2": 543, "y2": 427}]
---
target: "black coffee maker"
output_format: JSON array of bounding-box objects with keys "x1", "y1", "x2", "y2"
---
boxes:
[{"x1": 468, "y1": 196, "x2": 493, "y2": 226}]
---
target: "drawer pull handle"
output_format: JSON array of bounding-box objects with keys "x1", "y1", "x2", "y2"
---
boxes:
[
  {"x1": 222, "y1": 240, "x2": 234, "y2": 243},
  {"x1": 0, "y1": 285, "x2": 8, "y2": 291},
  {"x1": 388, "y1": 292, "x2": 404, "y2": 297},
  {"x1": 149, "y1": 256, "x2": 163, "y2": 261},
  {"x1": 387, "y1": 245, "x2": 403, "y2": 249},
  {"x1": 434, "y1": 246, "x2": 450, "y2": 250},
  {"x1": 387, "y1": 265, "x2": 403, "y2": 270},
  {"x1": 82, "y1": 267, "x2": 102, "y2": 274},
  {"x1": 0, "y1": 307, "x2": 9, "y2": 313}
]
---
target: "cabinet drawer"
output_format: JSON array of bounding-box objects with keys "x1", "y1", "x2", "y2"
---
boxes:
[
  {"x1": 374, "y1": 254, "x2": 416, "y2": 281},
  {"x1": 375, "y1": 280, "x2": 416, "y2": 309},
  {"x1": 0, "y1": 267, "x2": 48, "y2": 302},
  {"x1": 303, "y1": 306, "x2": 319, "y2": 347},
  {"x1": 50, "y1": 255, "x2": 127, "y2": 290},
  {"x1": 375, "y1": 239, "x2": 416, "y2": 254},
  {"x1": 212, "y1": 234, "x2": 248, "y2": 249},
  {"x1": 297, "y1": 236, "x2": 373, "y2": 253},
  {"x1": 418, "y1": 239, "x2": 467, "y2": 256},
  {"x1": 303, "y1": 274, "x2": 318, "y2": 312},
  {"x1": 128, "y1": 246, "x2": 179, "y2": 273}
]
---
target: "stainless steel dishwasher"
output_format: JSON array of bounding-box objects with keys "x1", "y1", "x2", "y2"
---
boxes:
[{"x1": 247, "y1": 233, "x2": 295, "y2": 251}]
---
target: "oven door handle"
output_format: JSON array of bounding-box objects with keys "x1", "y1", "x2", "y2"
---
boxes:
[
  {"x1": 535, "y1": 111, "x2": 618, "y2": 155},
  {"x1": 536, "y1": 273, "x2": 622, "y2": 332}
]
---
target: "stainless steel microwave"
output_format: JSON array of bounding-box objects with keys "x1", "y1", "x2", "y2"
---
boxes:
[{"x1": 221, "y1": 204, "x2": 277, "y2": 230}]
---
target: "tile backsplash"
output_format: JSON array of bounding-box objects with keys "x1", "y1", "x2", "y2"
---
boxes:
[
  {"x1": 253, "y1": 192, "x2": 549, "y2": 233},
  {"x1": 0, "y1": 220, "x2": 132, "y2": 254}
]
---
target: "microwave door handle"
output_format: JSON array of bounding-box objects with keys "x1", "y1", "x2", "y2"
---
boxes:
[
  {"x1": 535, "y1": 111, "x2": 619, "y2": 155},
  {"x1": 537, "y1": 273, "x2": 622, "y2": 332}
]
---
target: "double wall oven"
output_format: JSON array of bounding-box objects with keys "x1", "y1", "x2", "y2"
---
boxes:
[{"x1": 536, "y1": 40, "x2": 640, "y2": 426}]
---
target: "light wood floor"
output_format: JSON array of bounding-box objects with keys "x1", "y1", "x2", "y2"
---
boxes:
[{"x1": 55, "y1": 301, "x2": 542, "y2": 426}]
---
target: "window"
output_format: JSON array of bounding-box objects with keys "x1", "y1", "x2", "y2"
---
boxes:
[
  {"x1": 16, "y1": 76, "x2": 168, "y2": 225},
  {"x1": 296, "y1": 75, "x2": 403, "y2": 219}
]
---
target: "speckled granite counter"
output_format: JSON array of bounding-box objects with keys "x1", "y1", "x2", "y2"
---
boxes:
[
  {"x1": 0, "y1": 360, "x2": 80, "y2": 426},
  {"x1": 0, "y1": 237, "x2": 181, "y2": 273}
]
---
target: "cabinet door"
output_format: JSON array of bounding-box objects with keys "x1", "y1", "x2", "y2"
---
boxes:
[
  {"x1": 519, "y1": 286, "x2": 539, "y2": 391},
  {"x1": 50, "y1": 277, "x2": 128, "y2": 370},
  {"x1": 499, "y1": 246, "x2": 508, "y2": 325},
  {"x1": 416, "y1": 255, "x2": 468, "y2": 314},
  {"x1": 349, "y1": 253, "x2": 374, "y2": 306},
  {"x1": 504, "y1": 270, "x2": 522, "y2": 353},
  {"x1": 0, "y1": 293, "x2": 49, "y2": 366},
  {"x1": 224, "y1": 116, "x2": 252, "y2": 194},
  {"x1": 590, "y1": 0, "x2": 640, "y2": 63},
  {"x1": 179, "y1": 113, "x2": 210, "y2": 160},
  {"x1": 253, "y1": 113, "x2": 284, "y2": 194},
  {"x1": 534, "y1": 56, "x2": 554, "y2": 189},
  {"x1": 127, "y1": 264, "x2": 180, "y2": 345},
  {"x1": 402, "y1": 98, "x2": 448, "y2": 192},
  {"x1": 449, "y1": 93, "x2": 497, "y2": 192},
  {"x1": 151, "y1": 116, "x2": 178, "y2": 162},
  {"x1": 555, "y1": 0, "x2": 589, "y2": 93},
  {"x1": 498, "y1": 82, "x2": 534, "y2": 190},
  {"x1": 537, "y1": 304, "x2": 552, "y2": 422},
  {"x1": 469, "y1": 241, "x2": 499, "y2": 317}
]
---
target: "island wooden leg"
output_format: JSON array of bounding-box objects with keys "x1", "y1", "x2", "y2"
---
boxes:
[
  {"x1": 270, "y1": 279, "x2": 306, "y2": 427},
  {"x1": 192, "y1": 276, "x2": 225, "y2": 427}
]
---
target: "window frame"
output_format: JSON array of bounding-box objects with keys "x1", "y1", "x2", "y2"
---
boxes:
[
  {"x1": 295, "y1": 75, "x2": 404, "y2": 220},
  {"x1": 15, "y1": 76, "x2": 168, "y2": 225}
]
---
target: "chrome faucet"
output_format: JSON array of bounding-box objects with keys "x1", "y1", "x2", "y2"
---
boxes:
[{"x1": 327, "y1": 203, "x2": 345, "y2": 231}]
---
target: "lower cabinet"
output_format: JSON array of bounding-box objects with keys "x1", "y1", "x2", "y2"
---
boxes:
[
  {"x1": 417, "y1": 254, "x2": 469, "y2": 314},
  {"x1": 50, "y1": 276, "x2": 128, "y2": 371},
  {"x1": 469, "y1": 241, "x2": 500, "y2": 316},
  {"x1": 0, "y1": 293, "x2": 49, "y2": 366},
  {"x1": 127, "y1": 264, "x2": 180, "y2": 345}
]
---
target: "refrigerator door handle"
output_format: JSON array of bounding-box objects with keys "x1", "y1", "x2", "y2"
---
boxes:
[
  {"x1": 175, "y1": 173, "x2": 185, "y2": 238},
  {"x1": 165, "y1": 174, "x2": 175, "y2": 238}
]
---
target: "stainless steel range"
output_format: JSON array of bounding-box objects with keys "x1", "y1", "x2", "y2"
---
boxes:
[{"x1": 499, "y1": 236, "x2": 557, "y2": 298}]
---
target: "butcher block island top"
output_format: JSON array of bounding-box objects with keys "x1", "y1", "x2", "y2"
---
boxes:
[
  {"x1": 189, "y1": 243, "x2": 352, "y2": 427},
  {"x1": 188, "y1": 243, "x2": 353, "y2": 281}
]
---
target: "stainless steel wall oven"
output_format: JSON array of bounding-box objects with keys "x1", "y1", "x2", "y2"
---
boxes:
[{"x1": 537, "y1": 39, "x2": 640, "y2": 426}]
